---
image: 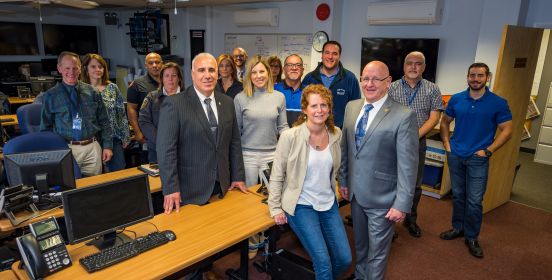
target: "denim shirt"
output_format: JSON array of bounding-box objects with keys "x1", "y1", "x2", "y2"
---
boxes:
[{"x1": 40, "y1": 81, "x2": 113, "y2": 149}]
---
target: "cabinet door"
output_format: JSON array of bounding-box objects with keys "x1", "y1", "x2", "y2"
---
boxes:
[{"x1": 535, "y1": 83, "x2": 552, "y2": 165}]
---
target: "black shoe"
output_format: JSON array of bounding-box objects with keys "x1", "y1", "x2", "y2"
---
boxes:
[
  {"x1": 465, "y1": 239, "x2": 484, "y2": 258},
  {"x1": 404, "y1": 222, "x2": 422, "y2": 238},
  {"x1": 439, "y1": 228, "x2": 464, "y2": 240}
]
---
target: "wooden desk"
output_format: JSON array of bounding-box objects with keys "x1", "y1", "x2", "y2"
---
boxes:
[
  {"x1": 0, "y1": 168, "x2": 161, "y2": 232},
  {"x1": 0, "y1": 114, "x2": 19, "y2": 126},
  {"x1": 12, "y1": 188, "x2": 273, "y2": 279},
  {"x1": 0, "y1": 269, "x2": 18, "y2": 280},
  {"x1": 8, "y1": 97, "x2": 35, "y2": 105}
]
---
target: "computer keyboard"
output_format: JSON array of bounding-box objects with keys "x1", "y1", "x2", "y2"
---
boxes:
[{"x1": 80, "y1": 230, "x2": 175, "y2": 273}]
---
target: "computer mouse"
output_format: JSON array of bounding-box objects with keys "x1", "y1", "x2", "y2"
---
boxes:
[{"x1": 161, "y1": 230, "x2": 176, "y2": 241}]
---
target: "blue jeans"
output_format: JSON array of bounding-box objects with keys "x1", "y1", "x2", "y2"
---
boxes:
[
  {"x1": 105, "y1": 138, "x2": 126, "y2": 172},
  {"x1": 286, "y1": 201, "x2": 352, "y2": 280},
  {"x1": 447, "y1": 153, "x2": 489, "y2": 240}
]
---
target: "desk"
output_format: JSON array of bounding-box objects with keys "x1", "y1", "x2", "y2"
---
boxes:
[
  {"x1": 8, "y1": 97, "x2": 35, "y2": 105},
  {"x1": 0, "y1": 114, "x2": 18, "y2": 126},
  {"x1": 0, "y1": 168, "x2": 161, "y2": 232},
  {"x1": 12, "y1": 187, "x2": 274, "y2": 279},
  {"x1": 0, "y1": 269, "x2": 17, "y2": 280}
]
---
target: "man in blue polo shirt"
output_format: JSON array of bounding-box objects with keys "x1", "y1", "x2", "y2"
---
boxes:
[
  {"x1": 274, "y1": 54, "x2": 304, "y2": 126},
  {"x1": 439, "y1": 62, "x2": 513, "y2": 258},
  {"x1": 302, "y1": 41, "x2": 360, "y2": 127}
]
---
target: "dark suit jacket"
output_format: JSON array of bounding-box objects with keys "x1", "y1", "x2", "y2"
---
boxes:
[
  {"x1": 156, "y1": 86, "x2": 245, "y2": 205},
  {"x1": 338, "y1": 96, "x2": 418, "y2": 212}
]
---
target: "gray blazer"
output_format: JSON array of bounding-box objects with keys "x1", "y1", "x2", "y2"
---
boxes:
[
  {"x1": 156, "y1": 86, "x2": 245, "y2": 205},
  {"x1": 338, "y1": 96, "x2": 418, "y2": 213}
]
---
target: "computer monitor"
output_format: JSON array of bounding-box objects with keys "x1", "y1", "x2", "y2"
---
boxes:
[
  {"x1": 62, "y1": 174, "x2": 153, "y2": 249},
  {"x1": 4, "y1": 149, "x2": 76, "y2": 209},
  {"x1": 29, "y1": 76, "x2": 57, "y2": 95}
]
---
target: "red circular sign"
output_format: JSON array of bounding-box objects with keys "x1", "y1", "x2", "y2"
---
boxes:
[{"x1": 316, "y1": 3, "x2": 331, "y2": 21}]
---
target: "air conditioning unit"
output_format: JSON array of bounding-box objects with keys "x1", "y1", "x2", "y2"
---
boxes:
[
  {"x1": 367, "y1": 0, "x2": 443, "y2": 25},
  {"x1": 233, "y1": 8, "x2": 279, "y2": 27}
]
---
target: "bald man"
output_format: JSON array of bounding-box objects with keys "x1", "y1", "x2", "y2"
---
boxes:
[
  {"x1": 127, "y1": 52, "x2": 163, "y2": 161},
  {"x1": 338, "y1": 61, "x2": 418, "y2": 280},
  {"x1": 232, "y1": 47, "x2": 247, "y2": 82}
]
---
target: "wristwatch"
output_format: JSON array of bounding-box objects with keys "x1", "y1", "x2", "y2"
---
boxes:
[{"x1": 484, "y1": 149, "x2": 493, "y2": 157}]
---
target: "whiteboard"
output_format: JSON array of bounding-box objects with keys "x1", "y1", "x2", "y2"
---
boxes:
[{"x1": 224, "y1": 33, "x2": 314, "y2": 72}]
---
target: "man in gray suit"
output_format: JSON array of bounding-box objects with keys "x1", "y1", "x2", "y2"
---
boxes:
[
  {"x1": 339, "y1": 61, "x2": 418, "y2": 280},
  {"x1": 157, "y1": 53, "x2": 248, "y2": 214}
]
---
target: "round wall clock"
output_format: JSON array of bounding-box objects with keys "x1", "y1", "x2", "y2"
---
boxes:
[{"x1": 312, "y1": 30, "x2": 329, "y2": 52}]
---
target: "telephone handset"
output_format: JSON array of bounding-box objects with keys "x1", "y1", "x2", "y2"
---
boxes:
[{"x1": 16, "y1": 217, "x2": 72, "y2": 279}]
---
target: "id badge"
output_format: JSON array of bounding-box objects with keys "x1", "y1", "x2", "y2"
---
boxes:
[{"x1": 72, "y1": 114, "x2": 82, "y2": 131}]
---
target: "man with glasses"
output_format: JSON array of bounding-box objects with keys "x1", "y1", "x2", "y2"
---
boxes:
[
  {"x1": 275, "y1": 54, "x2": 305, "y2": 126},
  {"x1": 302, "y1": 41, "x2": 360, "y2": 127},
  {"x1": 232, "y1": 47, "x2": 248, "y2": 82},
  {"x1": 388, "y1": 51, "x2": 443, "y2": 238},
  {"x1": 339, "y1": 61, "x2": 418, "y2": 280},
  {"x1": 439, "y1": 63, "x2": 512, "y2": 258}
]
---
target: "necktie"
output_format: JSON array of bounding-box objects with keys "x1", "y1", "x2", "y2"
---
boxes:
[
  {"x1": 204, "y1": 98, "x2": 218, "y2": 141},
  {"x1": 355, "y1": 104, "x2": 374, "y2": 150}
]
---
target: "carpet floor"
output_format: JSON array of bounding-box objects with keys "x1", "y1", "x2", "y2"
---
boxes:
[{"x1": 211, "y1": 196, "x2": 552, "y2": 279}]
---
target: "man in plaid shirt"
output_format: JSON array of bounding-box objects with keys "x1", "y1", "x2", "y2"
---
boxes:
[{"x1": 388, "y1": 51, "x2": 443, "y2": 238}]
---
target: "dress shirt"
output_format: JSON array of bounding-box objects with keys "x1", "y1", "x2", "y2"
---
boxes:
[
  {"x1": 355, "y1": 94, "x2": 388, "y2": 134},
  {"x1": 40, "y1": 81, "x2": 113, "y2": 149},
  {"x1": 194, "y1": 87, "x2": 219, "y2": 123}
]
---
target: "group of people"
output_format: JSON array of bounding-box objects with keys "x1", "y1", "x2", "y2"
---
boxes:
[{"x1": 37, "y1": 38, "x2": 513, "y2": 280}]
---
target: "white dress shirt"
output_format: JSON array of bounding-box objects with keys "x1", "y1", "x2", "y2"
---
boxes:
[
  {"x1": 194, "y1": 87, "x2": 219, "y2": 123},
  {"x1": 355, "y1": 94, "x2": 388, "y2": 133}
]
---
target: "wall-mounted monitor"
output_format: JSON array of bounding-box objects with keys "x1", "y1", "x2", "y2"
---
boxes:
[
  {"x1": 42, "y1": 24, "x2": 99, "y2": 56},
  {"x1": 361, "y1": 38, "x2": 440, "y2": 83},
  {"x1": 0, "y1": 21, "x2": 39, "y2": 55}
]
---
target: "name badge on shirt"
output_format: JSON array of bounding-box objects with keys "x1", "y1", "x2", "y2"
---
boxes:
[{"x1": 72, "y1": 114, "x2": 82, "y2": 131}]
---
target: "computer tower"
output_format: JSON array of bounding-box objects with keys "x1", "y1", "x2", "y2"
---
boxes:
[{"x1": 270, "y1": 249, "x2": 315, "y2": 280}]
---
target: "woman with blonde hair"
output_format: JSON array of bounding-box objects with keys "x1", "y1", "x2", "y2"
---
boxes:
[
  {"x1": 268, "y1": 84, "x2": 351, "y2": 280},
  {"x1": 216, "y1": 54, "x2": 243, "y2": 99},
  {"x1": 234, "y1": 55, "x2": 288, "y2": 258},
  {"x1": 81, "y1": 53, "x2": 130, "y2": 172}
]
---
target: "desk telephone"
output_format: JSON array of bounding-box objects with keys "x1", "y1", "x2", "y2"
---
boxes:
[{"x1": 16, "y1": 217, "x2": 72, "y2": 279}]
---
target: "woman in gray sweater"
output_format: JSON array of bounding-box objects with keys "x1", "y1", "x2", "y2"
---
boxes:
[{"x1": 234, "y1": 55, "x2": 288, "y2": 258}]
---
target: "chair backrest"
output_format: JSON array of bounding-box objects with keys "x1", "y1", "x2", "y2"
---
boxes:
[
  {"x1": 16, "y1": 103, "x2": 42, "y2": 134},
  {"x1": 3, "y1": 131, "x2": 82, "y2": 179}
]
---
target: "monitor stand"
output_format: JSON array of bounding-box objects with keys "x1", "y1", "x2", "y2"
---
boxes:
[
  {"x1": 34, "y1": 173, "x2": 61, "y2": 211},
  {"x1": 87, "y1": 231, "x2": 134, "y2": 251}
]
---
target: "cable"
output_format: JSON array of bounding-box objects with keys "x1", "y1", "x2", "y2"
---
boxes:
[{"x1": 145, "y1": 221, "x2": 160, "y2": 232}]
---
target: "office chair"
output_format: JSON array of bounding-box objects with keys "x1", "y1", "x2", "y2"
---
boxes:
[
  {"x1": 3, "y1": 132, "x2": 82, "y2": 179},
  {"x1": 16, "y1": 103, "x2": 42, "y2": 134}
]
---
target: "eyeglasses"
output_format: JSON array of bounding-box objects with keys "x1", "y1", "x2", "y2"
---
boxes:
[
  {"x1": 233, "y1": 54, "x2": 245, "y2": 59},
  {"x1": 284, "y1": 63, "x2": 305, "y2": 69},
  {"x1": 359, "y1": 75, "x2": 390, "y2": 84}
]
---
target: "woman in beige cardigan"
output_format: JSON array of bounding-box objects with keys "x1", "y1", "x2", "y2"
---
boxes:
[{"x1": 268, "y1": 84, "x2": 351, "y2": 280}]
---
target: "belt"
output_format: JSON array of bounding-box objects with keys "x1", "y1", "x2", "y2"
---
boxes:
[{"x1": 68, "y1": 137, "x2": 96, "y2": 145}]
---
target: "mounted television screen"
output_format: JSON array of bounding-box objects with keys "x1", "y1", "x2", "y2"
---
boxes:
[
  {"x1": 0, "y1": 21, "x2": 39, "y2": 55},
  {"x1": 42, "y1": 24, "x2": 99, "y2": 56},
  {"x1": 361, "y1": 38, "x2": 440, "y2": 82}
]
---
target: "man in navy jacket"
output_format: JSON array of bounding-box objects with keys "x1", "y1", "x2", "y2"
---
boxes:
[{"x1": 302, "y1": 41, "x2": 360, "y2": 127}]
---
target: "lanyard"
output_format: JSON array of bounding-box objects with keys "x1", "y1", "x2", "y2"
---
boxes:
[
  {"x1": 62, "y1": 83, "x2": 81, "y2": 118},
  {"x1": 401, "y1": 78, "x2": 421, "y2": 106}
]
